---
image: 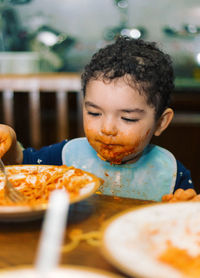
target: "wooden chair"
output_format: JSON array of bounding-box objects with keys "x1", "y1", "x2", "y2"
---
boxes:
[{"x1": 0, "y1": 73, "x2": 83, "y2": 149}]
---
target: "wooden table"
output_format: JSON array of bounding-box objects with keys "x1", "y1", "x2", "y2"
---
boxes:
[{"x1": 0, "y1": 194, "x2": 153, "y2": 277}]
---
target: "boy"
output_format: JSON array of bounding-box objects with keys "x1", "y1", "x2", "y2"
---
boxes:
[{"x1": 0, "y1": 36, "x2": 194, "y2": 201}]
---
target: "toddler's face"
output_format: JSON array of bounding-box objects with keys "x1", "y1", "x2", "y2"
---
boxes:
[{"x1": 83, "y1": 77, "x2": 159, "y2": 164}]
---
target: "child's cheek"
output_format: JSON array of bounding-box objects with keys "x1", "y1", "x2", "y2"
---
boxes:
[{"x1": 84, "y1": 126, "x2": 96, "y2": 140}]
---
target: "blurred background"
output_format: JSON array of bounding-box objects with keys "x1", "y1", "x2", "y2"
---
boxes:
[
  {"x1": 0, "y1": 0, "x2": 200, "y2": 191},
  {"x1": 1, "y1": 0, "x2": 200, "y2": 76}
]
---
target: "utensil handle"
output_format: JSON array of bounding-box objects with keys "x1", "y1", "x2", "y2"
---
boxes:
[{"x1": 35, "y1": 190, "x2": 69, "y2": 274}]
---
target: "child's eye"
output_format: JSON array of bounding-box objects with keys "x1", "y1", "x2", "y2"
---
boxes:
[
  {"x1": 121, "y1": 117, "x2": 139, "y2": 122},
  {"x1": 87, "y1": 111, "x2": 101, "y2": 117}
]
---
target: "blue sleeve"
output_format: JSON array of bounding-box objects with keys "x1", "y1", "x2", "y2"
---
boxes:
[
  {"x1": 174, "y1": 160, "x2": 194, "y2": 192},
  {"x1": 23, "y1": 140, "x2": 68, "y2": 165}
]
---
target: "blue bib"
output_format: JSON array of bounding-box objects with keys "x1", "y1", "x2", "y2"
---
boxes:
[{"x1": 62, "y1": 138, "x2": 177, "y2": 201}]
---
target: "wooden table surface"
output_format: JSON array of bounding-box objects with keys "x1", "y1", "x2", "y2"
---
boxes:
[{"x1": 0, "y1": 194, "x2": 153, "y2": 277}]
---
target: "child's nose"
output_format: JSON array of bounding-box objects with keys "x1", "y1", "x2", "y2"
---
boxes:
[{"x1": 101, "y1": 118, "x2": 117, "y2": 136}]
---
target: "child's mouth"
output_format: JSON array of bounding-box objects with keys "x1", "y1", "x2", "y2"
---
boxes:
[
  {"x1": 96, "y1": 141, "x2": 128, "y2": 164},
  {"x1": 97, "y1": 139, "x2": 123, "y2": 147}
]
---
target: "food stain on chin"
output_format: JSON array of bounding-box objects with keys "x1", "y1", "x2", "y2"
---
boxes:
[
  {"x1": 96, "y1": 129, "x2": 150, "y2": 165},
  {"x1": 100, "y1": 149, "x2": 130, "y2": 164},
  {"x1": 98, "y1": 139, "x2": 141, "y2": 165}
]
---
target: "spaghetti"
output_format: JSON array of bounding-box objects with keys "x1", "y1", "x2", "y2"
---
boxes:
[
  {"x1": 0, "y1": 165, "x2": 102, "y2": 206},
  {"x1": 62, "y1": 229, "x2": 102, "y2": 253}
]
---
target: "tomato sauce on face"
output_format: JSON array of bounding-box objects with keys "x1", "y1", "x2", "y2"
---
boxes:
[
  {"x1": 87, "y1": 128, "x2": 151, "y2": 165},
  {"x1": 98, "y1": 139, "x2": 141, "y2": 164}
]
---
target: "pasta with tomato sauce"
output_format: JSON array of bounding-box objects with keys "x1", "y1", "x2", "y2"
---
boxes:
[{"x1": 0, "y1": 165, "x2": 103, "y2": 206}]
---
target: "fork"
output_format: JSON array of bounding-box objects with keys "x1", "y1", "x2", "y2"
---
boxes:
[{"x1": 0, "y1": 158, "x2": 26, "y2": 203}]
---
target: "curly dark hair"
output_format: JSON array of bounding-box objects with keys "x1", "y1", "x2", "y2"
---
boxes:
[{"x1": 81, "y1": 36, "x2": 174, "y2": 119}]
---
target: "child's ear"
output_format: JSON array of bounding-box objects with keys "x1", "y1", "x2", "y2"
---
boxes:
[{"x1": 154, "y1": 108, "x2": 174, "y2": 136}]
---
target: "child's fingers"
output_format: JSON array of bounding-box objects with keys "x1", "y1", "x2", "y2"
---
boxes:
[
  {"x1": 0, "y1": 125, "x2": 13, "y2": 158},
  {"x1": 162, "y1": 193, "x2": 173, "y2": 202},
  {"x1": 178, "y1": 188, "x2": 197, "y2": 200},
  {"x1": 173, "y1": 188, "x2": 197, "y2": 200},
  {"x1": 174, "y1": 188, "x2": 185, "y2": 199},
  {"x1": 162, "y1": 188, "x2": 198, "y2": 203},
  {"x1": 191, "y1": 194, "x2": 200, "y2": 201},
  {"x1": 169, "y1": 196, "x2": 179, "y2": 203}
]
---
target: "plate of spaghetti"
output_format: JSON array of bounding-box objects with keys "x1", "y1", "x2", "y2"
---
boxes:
[
  {"x1": 0, "y1": 165, "x2": 103, "y2": 221},
  {"x1": 102, "y1": 202, "x2": 200, "y2": 278}
]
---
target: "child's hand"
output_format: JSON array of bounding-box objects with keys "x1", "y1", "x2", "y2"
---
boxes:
[
  {"x1": 0, "y1": 124, "x2": 23, "y2": 164},
  {"x1": 162, "y1": 188, "x2": 199, "y2": 202},
  {"x1": 0, "y1": 124, "x2": 15, "y2": 157}
]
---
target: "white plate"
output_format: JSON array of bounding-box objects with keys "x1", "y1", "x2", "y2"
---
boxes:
[
  {"x1": 102, "y1": 202, "x2": 200, "y2": 278},
  {"x1": 0, "y1": 266, "x2": 122, "y2": 278},
  {"x1": 0, "y1": 165, "x2": 102, "y2": 222}
]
